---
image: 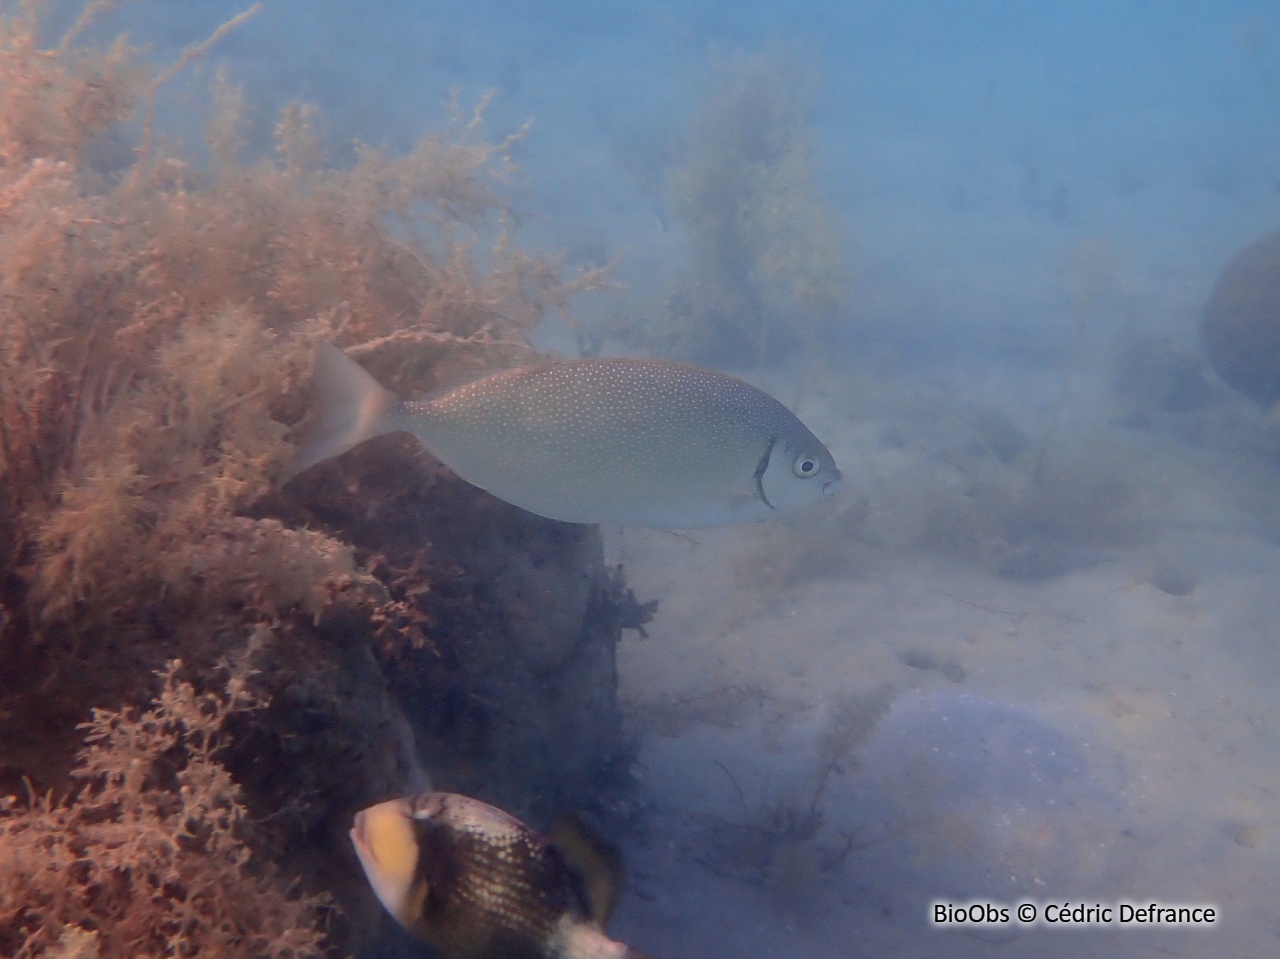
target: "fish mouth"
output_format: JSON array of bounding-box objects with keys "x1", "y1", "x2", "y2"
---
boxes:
[
  {"x1": 822, "y1": 473, "x2": 843, "y2": 497},
  {"x1": 350, "y1": 809, "x2": 371, "y2": 859}
]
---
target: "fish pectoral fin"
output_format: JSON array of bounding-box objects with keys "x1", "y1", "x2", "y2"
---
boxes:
[
  {"x1": 548, "y1": 811, "x2": 625, "y2": 928},
  {"x1": 402, "y1": 878, "x2": 431, "y2": 933}
]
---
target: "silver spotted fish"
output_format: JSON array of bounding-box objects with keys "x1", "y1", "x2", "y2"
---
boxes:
[{"x1": 289, "y1": 344, "x2": 841, "y2": 528}]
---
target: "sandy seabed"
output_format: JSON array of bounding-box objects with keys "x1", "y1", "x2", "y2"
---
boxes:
[{"x1": 602, "y1": 373, "x2": 1280, "y2": 959}]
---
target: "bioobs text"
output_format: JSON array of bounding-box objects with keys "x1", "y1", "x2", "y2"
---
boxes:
[
  {"x1": 933, "y1": 903, "x2": 1010, "y2": 924},
  {"x1": 932, "y1": 901, "x2": 1219, "y2": 927}
]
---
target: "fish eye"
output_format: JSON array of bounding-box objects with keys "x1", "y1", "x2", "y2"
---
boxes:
[{"x1": 794, "y1": 455, "x2": 820, "y2": 478}]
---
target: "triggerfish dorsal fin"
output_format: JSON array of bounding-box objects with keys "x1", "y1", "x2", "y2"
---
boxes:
[
  {"x1": 286, "y1": 343, "x2": 399, "y2": 480},
  {"x1": 548, "y1": 811, "x2": 625, "y2": 927}
]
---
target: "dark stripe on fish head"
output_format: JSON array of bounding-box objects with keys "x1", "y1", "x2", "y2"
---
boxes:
[{"x1": 752, "y1": 436, "x2": 778, "y2": 511}]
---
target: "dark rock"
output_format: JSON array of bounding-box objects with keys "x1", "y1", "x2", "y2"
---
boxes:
[
  {"x1": 1151, "y1": 563, "x2": 1198, "y2": 597},
  {"x1": 1202, "y1": 229, "x2": 1280, "y2": 406}
]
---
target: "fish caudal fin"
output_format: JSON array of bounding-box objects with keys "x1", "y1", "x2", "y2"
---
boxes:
[
  {"x1": 549, "y1": 811, "x2": 626, "y2": 928},
  {"x1": 286, "y1": 344, "x2": 398, "y2": 480}
]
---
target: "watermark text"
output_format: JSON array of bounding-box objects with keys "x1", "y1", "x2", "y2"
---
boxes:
[{"x1": 931, "y1": 900, "x2": 1218, "y2": 928}]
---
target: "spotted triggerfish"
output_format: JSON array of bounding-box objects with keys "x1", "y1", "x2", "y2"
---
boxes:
[
  {"x1": 350, "y1": 792, "x2": 654, "y2": 959},
  {"x1": 288, "y1": 344, "x2": 841, "y2": 528}
]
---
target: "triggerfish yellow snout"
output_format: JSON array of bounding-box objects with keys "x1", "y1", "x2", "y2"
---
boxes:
[
  {"x1": 350, "y1": 792, "x2": 655, "y2": 959},
  {"x1": 289, "y1": 344, "x2": 841, "y2": 529}
]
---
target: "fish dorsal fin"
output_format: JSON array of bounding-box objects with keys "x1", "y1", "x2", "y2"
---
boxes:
[
  {"x1": 548, "y1": 811, "x2": 625, "y2": 927},
  {"x1": 420, "y1": 361, "x2": 508, "y2": 401}
]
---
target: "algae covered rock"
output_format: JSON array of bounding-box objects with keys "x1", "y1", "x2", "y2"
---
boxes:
[
  {"x1": 279, "y1": 437, "x2": 653, "y2": 825},
  {"x1": 0, "y1": 5, "x2": 646, "y2": 956}
]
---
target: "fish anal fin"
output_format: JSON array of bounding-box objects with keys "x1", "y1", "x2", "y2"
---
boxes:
[{"x1": 548, "y1": 811, "x2": 625, "y2": 927}]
